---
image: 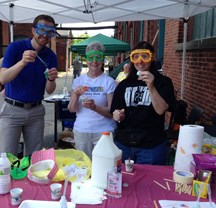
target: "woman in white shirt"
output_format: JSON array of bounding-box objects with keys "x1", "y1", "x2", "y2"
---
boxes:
[{"x1": 68, "y1": 41, "x2": 117, "y2": 159}]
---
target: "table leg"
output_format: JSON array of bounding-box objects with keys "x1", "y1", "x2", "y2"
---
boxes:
[{"x1": 54, "y1": 102, "x2": 58, "y2": 143}]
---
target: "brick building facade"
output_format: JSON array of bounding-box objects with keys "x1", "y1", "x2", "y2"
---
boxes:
[{"x1": 164, "y1": 19, "x2": 216, "y2": 123}]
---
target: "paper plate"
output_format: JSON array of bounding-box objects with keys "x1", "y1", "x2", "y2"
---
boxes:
[{"x1": 18, "y1": 200, "x2": 76, "y2": 208}]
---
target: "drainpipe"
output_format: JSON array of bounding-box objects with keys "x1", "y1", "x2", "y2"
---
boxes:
[
  {"x1": 158, "y1": 19, "x2": 165, "y2": 64},
  {"x1": 139, "y1": 21, "x2": 144, "y2": 41}
]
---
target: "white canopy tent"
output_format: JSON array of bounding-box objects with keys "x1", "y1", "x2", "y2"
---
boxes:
[
  {"x1": 0, "y1": 0, "x2": 215, "y2": 98},
  {"x1": 0, "y1": 0, "x2": 214, "y2": 24}
]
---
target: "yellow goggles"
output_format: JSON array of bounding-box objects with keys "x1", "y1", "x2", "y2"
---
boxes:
[{"x1": 130, "y1": 49, "x2": 153, "y2": 64}]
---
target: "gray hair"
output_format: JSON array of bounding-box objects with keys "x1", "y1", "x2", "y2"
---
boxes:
[
  {"x1": 85, "y1": 41, "x2": 105, "y2": 54},
  {"x1": 124, "y1": 63, "x2": 130, "y2": 68}
]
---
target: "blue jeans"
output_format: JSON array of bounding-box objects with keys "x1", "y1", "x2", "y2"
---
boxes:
[{"x1": 115, "y1": 141, "x2": 167, "y2": 165}]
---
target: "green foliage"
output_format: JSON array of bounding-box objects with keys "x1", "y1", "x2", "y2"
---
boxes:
[{"x1": 71, "y1": 33, "x2": 91, "y2": 63}]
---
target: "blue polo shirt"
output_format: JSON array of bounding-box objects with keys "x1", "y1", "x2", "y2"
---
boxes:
[{"x1": 2, "y1": 39, "x2": 58, "y2": 102}]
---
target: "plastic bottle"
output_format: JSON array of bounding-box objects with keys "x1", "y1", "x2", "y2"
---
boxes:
[
  {"x1": 107, "y1": 167, "x2": 122, "y2": 198},
  {"x1": 63, "y1": 87, "x2": 68, "y2": 98},
  {"x1": 91, "y1": 132, "x2": 122, "y2": 189},
  {"x1": 0, "y1": 153, "x2": 11, "y2": 194}
]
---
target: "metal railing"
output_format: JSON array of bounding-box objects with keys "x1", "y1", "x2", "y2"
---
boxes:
[{"x1": 109, "y1": 57, "x2": 130, "y2": 79}]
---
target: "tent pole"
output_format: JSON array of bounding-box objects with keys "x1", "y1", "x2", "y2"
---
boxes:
[
  {"x1": 10, "y1": 22, "x2": 14, "y2": 42},
  {"x1": 180, "y1": 18, "x2": 188, "y2": 100},
  {"x1": 9, "y1": 3, "x2": 14, "y2": 42},
  {"x1": 151, "y1": 29, "x2": 159, "y2": 46}
]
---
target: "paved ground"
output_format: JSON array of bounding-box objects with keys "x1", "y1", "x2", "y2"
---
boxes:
[{"x1": 43, "y1": 69, "x2": 75, "y2": 149}]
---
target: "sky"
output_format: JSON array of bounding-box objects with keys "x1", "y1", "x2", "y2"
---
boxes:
[{"x1": 62, "y1": 22, "x2": 115, "y2": 37}]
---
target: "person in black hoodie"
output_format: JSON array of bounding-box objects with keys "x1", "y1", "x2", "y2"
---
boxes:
[{"x1": 110, "y1": 41, "x2": 176, "y2": 165}]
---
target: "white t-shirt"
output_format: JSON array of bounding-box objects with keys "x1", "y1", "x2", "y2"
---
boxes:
[{"x1": 72, "y1": 73, "x2": 117, "y2": 133}]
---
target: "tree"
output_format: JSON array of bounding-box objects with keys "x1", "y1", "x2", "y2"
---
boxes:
[{"x1": 71, "y1": 33, "x2": 91, "y2": 63}]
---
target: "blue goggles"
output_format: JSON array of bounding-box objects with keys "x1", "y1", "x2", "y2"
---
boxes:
[{"x1": 34, "y1": 23, "x2": 56, "y2": 38}]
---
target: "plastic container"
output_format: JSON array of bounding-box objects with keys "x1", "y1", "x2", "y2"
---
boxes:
[
  {"x1": 19, "y1": 200, "x2": 76, "y2": 208},
  {"x1": 0, "y1": 153, "x2": 11, "y2": 194},
  {"x1": 107, "y1": 168, "x2": 122, "y2": 198},
  {"x1": 63, "y1": 87, "x2": 68, "y2": 98},
  {"x1": 91, "y1": 132, "x2": 122, "y2": 189}
]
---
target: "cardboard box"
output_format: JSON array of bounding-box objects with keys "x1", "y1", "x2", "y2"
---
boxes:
[{"x1": 191, "y1": 154, "x2": 216, "y2": 181}]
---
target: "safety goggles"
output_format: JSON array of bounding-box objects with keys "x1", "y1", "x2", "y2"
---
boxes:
[
  {"x1": 34, "y1": 23, "x2": 56, "y2": 38},
  {"x1": 86, "y1": 50, "x2": 104, "y2": 62},
  {"x1": 130, "y1": 49, "x2": 153, "y2": 64}
]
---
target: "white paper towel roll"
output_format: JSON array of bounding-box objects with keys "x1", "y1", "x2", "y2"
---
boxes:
[{"x1": 174, "y1": 125, "x2": 204, "y2": 171}]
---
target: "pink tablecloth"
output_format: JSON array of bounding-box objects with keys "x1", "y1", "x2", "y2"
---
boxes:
[{"x1": 0, "y1": 165, "x2": 215, "y2": 208}]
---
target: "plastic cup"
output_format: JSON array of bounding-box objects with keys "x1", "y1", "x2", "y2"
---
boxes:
[
  {"x1": 10, "y1": 188, "x2": 23, "y2": 206},
  {"x1": 50, "y1": 183, "x2": 62, "y2": 200},
  {"x1": 125, "y1": 159, "x2": 134, "y2": 172}
]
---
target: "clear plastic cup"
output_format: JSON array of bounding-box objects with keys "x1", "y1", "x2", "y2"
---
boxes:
[
  {"x1": 10, "y1": 188, "x2": 23, "y2": 205},
  {"x1": 50, "y1": 183, "x2": 62, "y2": 200},
  {"x1": 125, "y1": 159, "x2": 134, "y2": 172}
]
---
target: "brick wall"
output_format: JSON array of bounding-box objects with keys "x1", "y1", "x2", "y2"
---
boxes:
[
  {"x1": 163, "y1": 20, "x2": 216, "y2": 123},
  {"x1": 56, "y1": 38, "x2": 67, "y2": 71},
  {"x1": 14, "y1": 23, "x2": 32, "y2": 38},
  {"x1": 163, "y1": 19, "x2": 182, "y2": 92},
  {"x1": 116, "y1": 20, "x2": 159, "y2": 61},
  {"x1": 0, "y1": 22, "x2": 10, "y2": 56}
]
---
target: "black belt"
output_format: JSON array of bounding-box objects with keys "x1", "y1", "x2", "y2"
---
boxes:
[{"x1": 5, "y1": 98, "x2": 42, "y2": 108}]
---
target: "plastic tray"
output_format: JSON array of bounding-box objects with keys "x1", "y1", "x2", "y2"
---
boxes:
[{"x1": 19, "y1": 200, "x2": 76, "y2": 208}]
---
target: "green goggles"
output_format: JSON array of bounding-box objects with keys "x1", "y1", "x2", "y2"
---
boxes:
[{"x1": 86, "y1": 50, "x2": 104, "y2": 62}]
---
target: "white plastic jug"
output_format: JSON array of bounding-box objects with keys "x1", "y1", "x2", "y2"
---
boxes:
[
  {"x1": 91, "y1": 132, "x2": 122, "y2": 189},
  {"x1": 0, "y1": 153, "x2": 11, "y2": 194}
]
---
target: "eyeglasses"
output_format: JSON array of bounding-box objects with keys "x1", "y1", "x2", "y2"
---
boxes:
[
  {"x1": 34, "y1": 23, "x2": 56, "y2": 38},
  {"x1": 130, "y1": 49, "x2": 153, "y2": 64},
  {"x1": 86, "y1": 50, "x2": 104, "y2": 62}
]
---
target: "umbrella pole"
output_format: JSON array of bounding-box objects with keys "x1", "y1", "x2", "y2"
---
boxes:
[{"x1": 181, "y1": 18, "x2": 188, "y2": 100}]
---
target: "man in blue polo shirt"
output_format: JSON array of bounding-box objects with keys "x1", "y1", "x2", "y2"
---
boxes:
[{"x1": 0, "y1": 14, "x2": 58, "y2": 156}]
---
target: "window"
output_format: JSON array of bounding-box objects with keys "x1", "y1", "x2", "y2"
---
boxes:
[
  {"x1": 193, "y1": 8, "x2": 216, "y2": 40},
  {"x1": 14, "y1": 35, "x2": 28, "y2": 42}
]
